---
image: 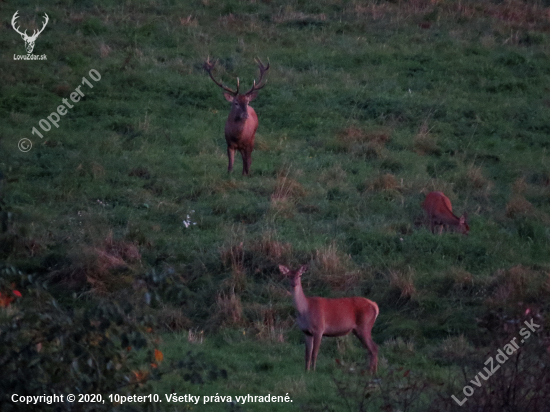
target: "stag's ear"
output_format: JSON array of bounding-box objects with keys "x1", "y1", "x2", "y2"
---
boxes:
[
  {"x1": 223, "y1": 92, "x2": 234, "y2": 102},
  {"x1": 278, "y1": 265, "x2": 290, "y2": 275},
  {"x1": 298, "y1": 265, "x2": 309, "y2": 275}
]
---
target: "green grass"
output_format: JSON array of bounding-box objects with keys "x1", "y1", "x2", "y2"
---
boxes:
[{"x1": 2, "y1": 0, "x2": 550, "y2": 410}]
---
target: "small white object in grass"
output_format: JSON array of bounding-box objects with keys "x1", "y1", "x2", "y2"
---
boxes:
[{"x1": 182, "y1": 213, "x2": 197, "y2": 228}]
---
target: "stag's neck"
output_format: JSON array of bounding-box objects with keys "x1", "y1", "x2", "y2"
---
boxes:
[{"x1": 291, "y1": 282, "x2": 309, "y2": 315}]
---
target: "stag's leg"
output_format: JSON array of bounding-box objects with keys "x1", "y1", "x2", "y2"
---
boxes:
[
  {"x1": 227, "y1": 147, "x2": 235, "y2": 173},
  {"x1": 244, "y1": 148, "x2": 252, "y2": 176},
  {"x1": 305, "y1": 334, "x2": 314, "y2": 371},
  {"x1": 239, "y1": 149, "x2": 248, "y2": 176},
  {"x1": 354, "y1": 329, "x2": 378, "y2": 374},
  {"x1": 311, "y1": 333, "x2": 323, "y2": 371}
]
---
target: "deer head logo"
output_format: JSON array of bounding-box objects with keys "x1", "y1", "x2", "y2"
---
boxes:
[{"x1": 11, "y1": 11, "x2": 49, "y2": 54}]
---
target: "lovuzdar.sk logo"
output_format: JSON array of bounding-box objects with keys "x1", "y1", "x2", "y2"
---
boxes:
[{"x1": 12, "y1": 10, "x2": 48, "y2": 61}]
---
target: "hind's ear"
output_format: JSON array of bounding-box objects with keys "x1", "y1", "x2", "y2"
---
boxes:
[
  {"x1": 278, "y1": 265, "x2": 290, "y2": 275},
  {"x1": 298, "y1": 265, "x2": 309, "y2": 275}
]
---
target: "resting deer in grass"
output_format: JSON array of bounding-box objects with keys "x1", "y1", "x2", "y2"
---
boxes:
[
  {"x1": 422, "y1": 191, "x2": 469, "y2": 235},
  {"x1": 204, "y1": 58, "x2": 269, "y2": 176},
  {"x1": 279, "y1": 264, "x2": 379, "y2": 373}
]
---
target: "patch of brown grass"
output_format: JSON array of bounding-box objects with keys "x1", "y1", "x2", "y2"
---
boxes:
[
  {"x1": 312, "y1": 243, "x2": 361, "y2": 291},
  {"x1": 211, "y1": 291, "x2": 243, "y2": 328},
  {"x1": 434, "y1": 335, "x2": 474, "y2": 363},
  {"x1": 337, "y1": 126, "x2": 391, "y2": 158},
  {"x1": 486, "y1": 265, "x2": 550, "y2": 308},
  {"x1": 220, "y1": 240, "x2": 246, "y2": 293},
  {"x1": 51, "y1": 232, "x2": 141, "y2": 294},
  {"x1": 188, "y1": 329, "x2": 204, "y2": 344},
  {"x1": 251, "y1": 230, "x2": 292, "y2": 262},
  {"x1": 251, "y1": 305, "x2": 290, "y2": 343},
  {"x1": 99, "y1": 43, "x2": 111, "y2": 59},
  {"x1": 413, "y1": 121, "x2": 440, "y2": 156},
  {"x1": 388, "y1": 268, "x2": 416, "y2": 300},
  {"x1": 348, "y1": 0, "x2": 550, "y2": 32},
  {"x1": 318, "y1": 164, "x2": 347, "y2": 188},
  {"x1": 157, "y1": 307, "x2": 192, "y2": 332},
  {"x1": 366, "y1": 173, "x2": 400, "y2": 193},
  {"x1": 512, "y1": 177, "x2": 528, "y2": 194},
  {"x1": 505, "y1": 195, "x2": 534, "y2": 218},
  {"x1": 272, "y1": 11, "x2": 327, "y2": 24},
  {"x1": 449, "y1": 267, "x2": 474, "y2": 291},
  {"x1": 270, "y1": 169, "x2": 305, "y2": 218},
  {"x1": 271, "y1": 169, "x2": 306, "y2": 202},
  {"x1": 179, "y1": 15, "x2": 198, "y2": 27},
  {"x1": 454, "y1": 164, "x2": 492, "y2": 195}
]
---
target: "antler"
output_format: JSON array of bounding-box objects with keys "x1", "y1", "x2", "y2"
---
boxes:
[
  {"x1": 203, "y1": 57, "x2": 239, "y2": 96},
  {"x1": 11, "y1": 11, "x2": 27, "y2": 37},
  {"x1": 11, "y1": 11, "x2": 49, "y2": 40},
  {"x1": 31, "y1": 13, "x2": 49, "y2": 40},
  {"x1": 244, "y1": 58, "x2": 270, "y2": 96}
]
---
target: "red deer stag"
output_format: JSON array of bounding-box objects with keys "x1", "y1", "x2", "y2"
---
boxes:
[
  {"x1": 422, "y1": 191, "x2": 469, "y2": 235},
  {"x1": 279, "y1": 264, "x2": 379, "y2": 373},
  {"x1": 204, "y1": 58, "x2": 269, "y2": 176}
]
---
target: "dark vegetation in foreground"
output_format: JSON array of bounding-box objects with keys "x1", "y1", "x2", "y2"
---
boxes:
[{"x1": 1, "y1": 0, "x2": 550, "y2": 410}]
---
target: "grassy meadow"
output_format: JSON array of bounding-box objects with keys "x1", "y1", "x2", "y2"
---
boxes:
[{"x1": 1, "y1": 0, "x2": 550, "y2": 411}]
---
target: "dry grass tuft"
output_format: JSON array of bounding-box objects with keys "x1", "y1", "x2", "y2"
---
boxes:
[
  {"x1": 157, "y1": 307, "x2": 192, "y2": 332},
  {"x1": 449, "y1": 267, "x2": 474, "y2": 291},
  {"x1": 366, "y1": 173, "x2": 400, "y2": 193},
  {"x1": 384, "y1": 337, "x2": 415, "y2": 355},
  {"x1": 99, "y1": 43, "x2": 111, "y2": 59},
  {"x1": 318, "y1": 164, "x2": 347, "y2": 188},
  {"x1": 486, "y1": 265, "x2": 550, "y2": 308},
  {"x1": 512, "y1": 177, "x2": 528, "y2": 194},
  {"x1": 337, "y1": 126, "x2": 391, "y2": 158},
  {"x1": 388, "y1": 268, "x2": 416, "y2": 300},
  {"x1": 179, "y1": 15, "x2": 198, "y2": 27},
  {"x1": 312, "y1": 243, "x2": 361, "y2": 291},
  {"x1": 465, "y1": 165, "x2": 489, "y2": 190},
  {"x1": 252, "y1": 306, "x2": 289, "y2": 343},
  {"x1": 413, "y1": 121, "x2": 440, "y2": 156},
  {"x1": 187, "y1": 329, "x2": 204, "y2": 344},
  {"x1": 271, "y1": 169, "x2": 306, "y2": 202},
  {"x1": 454, "y1": 164, "x2": 492, "y2": 196},
  {"x1": 273, "y1": 11, "x2": 327, "y2": 24},
  {"x1": 51, "y1": 232, "x2": 141, "y2": 294},
  {"x1": 211, "y1": 179, "x2": 239, "y2": 194},
  {"x1": 505, "y1": 195, "x2": 534, "y2": 218},
  {"x1": 252, "y1": 230, "x2": 292, "y2": 262},
  {"x1": 349, "y1": 0, "x2": 550, "y2": 32},
  {"x1": 213, "y1": 291, "x2": 243, "y2": 327},
  {"x1": 270, "y1": 169, "x2": 305, "y2": 217},
  {"x1": 435, "y1": 335, "x2": 473, "y2": 362},
  {"x1": 220, "y1": 240, "x2": 246, "y2": 293}
]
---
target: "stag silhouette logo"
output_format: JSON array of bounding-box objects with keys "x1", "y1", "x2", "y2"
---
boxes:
[{"x1": 12, "y1": 11, "x2": 49, "y2": 54}]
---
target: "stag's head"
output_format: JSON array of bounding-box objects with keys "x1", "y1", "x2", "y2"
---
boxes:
[
  {"x1": 204, "y1": 58, "x2": 269, "y2": 121},
  {"x1": 12, "y1": 11, "x2": 49, "y2": 54}
]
